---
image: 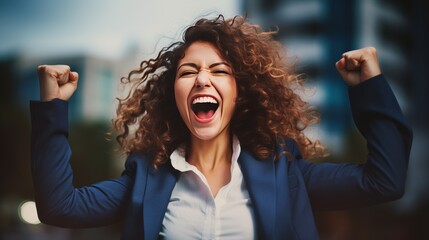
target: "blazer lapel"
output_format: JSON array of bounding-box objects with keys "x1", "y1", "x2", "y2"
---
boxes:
[
  {"x1": 143, "y1": 162, "x2": 178, "y2": 240},
  {"x1": 239, "y1": 149, "x2": 276, "y2": 239}
]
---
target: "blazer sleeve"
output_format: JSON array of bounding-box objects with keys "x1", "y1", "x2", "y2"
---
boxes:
[
  {"x1": 295, "y1": 75, "x2": 413, "y2": 211},
  {"x1": 30, "y1": 99, "x2": 134, "y2": 228}
]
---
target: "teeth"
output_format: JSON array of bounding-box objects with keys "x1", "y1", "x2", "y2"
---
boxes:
[{"x1": 192, "y1": 96, "x2": 218, "y2": 104}]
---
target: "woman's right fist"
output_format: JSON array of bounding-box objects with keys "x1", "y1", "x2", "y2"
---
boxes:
[{"x1": 37, "y1": 65, "x2": 79, "y2": 102}]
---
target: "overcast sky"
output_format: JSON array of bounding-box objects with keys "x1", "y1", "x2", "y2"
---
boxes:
[{"x1": 0, "y1": 0, "x2": 240, "y2": 59}]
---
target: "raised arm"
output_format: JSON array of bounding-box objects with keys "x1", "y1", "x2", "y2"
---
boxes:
[
  {"x1": 296, "y1": 48, "x2": 413, "y2": 210},
  {"x1": 31, "y1": 65, "x2": 133, "y2": 227}
]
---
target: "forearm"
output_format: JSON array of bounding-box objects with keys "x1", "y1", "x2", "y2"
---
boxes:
[
  {"x1": 31, "y1": 99, "x2": 74, "y2": 219},
  {"x1": 348, "y1": 74, "x2": 413, "y2": 198},
  {"x1": 301, "y1": 75, "x2": 413, "y2": 210},
  {"x1": 30, "y1": 99, "x2": 131, "y2": 227}
]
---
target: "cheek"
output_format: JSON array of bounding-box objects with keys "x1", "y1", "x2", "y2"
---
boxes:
[
  {"x1": 225, "y1": 80, "x2": 238, "y2": 103},
  {"x1": 174, "y1": 81, "x2": 189, "y2": 114},
  {"x1": 218, "y1": 81, "x2": 238, "y2": 115},
  {"x1": 230, "y1": 82, "x2": 238, "y2": 113},
  {"x1": 232, "y1": 83, "x2": 238, "y2": 101}
]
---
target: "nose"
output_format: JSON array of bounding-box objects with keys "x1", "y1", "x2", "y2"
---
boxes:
[{"x1": 194, "y1": 69, "x2": 211, "y2": 88}]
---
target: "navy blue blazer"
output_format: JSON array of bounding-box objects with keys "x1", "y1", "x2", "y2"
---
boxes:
[{"x1": 30, "y1": 75, "x2": 412, "y2": 239}]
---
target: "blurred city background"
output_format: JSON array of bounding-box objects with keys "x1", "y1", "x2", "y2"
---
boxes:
[{"x1": 1, "y1": 0, "x2": 428, "y2": 239}]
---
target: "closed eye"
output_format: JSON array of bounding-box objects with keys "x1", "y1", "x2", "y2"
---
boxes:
[
  {"x1": 212, "y1": 70, "x2": 230, "y2": 75},
  {"x1": 179, "y1": 71, "x2": 197, "y2": 77}
]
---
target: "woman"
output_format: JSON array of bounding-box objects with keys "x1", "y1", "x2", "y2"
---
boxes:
[{"x1": 31, "y1": 15, "x2": 412, "y2": 239}]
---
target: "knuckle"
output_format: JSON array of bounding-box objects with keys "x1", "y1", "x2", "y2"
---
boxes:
[
  {"x1": 62, "y1": 66, "x2": 71, "y2": 76},
  {"x1": 48, "y1": 71, "x2": 57, "y2": 78},
  {"x1": 57, "y1": 65, "x2": 70, "y2": 74},
  {"x1": 365, "y1": 46, "x2": 377, "y2": 55},
  {"x1": 37, "y1": 65, "x2": 48, "y2": 75}
]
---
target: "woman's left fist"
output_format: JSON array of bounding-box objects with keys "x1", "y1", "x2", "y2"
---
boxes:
[{"x1": 335, "y1": 47, "x2": 381, "y2": 86}]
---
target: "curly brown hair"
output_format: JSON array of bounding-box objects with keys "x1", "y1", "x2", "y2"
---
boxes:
[{"x1": 114, "y1": 15, "x2": 325, "y2": 168}]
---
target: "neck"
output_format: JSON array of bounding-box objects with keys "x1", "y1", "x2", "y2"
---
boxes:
[{"x1": 188, "y1": 130, "x2": 233, "y2": 171}]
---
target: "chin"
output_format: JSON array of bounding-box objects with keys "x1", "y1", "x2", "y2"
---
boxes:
[{"x1": 191, "y1": 129, "x2": 220, "y2": 141}]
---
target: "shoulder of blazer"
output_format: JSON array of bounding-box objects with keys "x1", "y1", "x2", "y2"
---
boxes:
[{"x1": 123, "y1": 152, "x2": 153, "y2": 173}]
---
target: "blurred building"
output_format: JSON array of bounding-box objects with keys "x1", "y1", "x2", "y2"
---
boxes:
[{"x1": 242, "y1": 0, "x2": 417, "y2": 152}]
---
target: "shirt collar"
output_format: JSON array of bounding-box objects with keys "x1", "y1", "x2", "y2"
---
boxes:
[{"x1": 170, "y1": 135, "x2": 241, "y2": 173}]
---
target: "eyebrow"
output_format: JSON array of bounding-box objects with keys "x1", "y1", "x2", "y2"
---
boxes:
[{"x1": 177, "y1": 61, "x2": 231, "y2": 71}]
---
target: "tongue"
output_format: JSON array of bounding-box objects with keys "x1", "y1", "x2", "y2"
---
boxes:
[{"x1": 197, "y1": 110, "x2": 214, "y2": 120}]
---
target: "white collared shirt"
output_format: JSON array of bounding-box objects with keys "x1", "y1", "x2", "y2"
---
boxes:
[{"x1": 159, "y1": 136, "x2": 256, "y2": 239}]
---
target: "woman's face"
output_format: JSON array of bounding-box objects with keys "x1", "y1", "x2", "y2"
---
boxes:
[{"x1": 174, "y1": 41, "x2": 237, "y2": 141}]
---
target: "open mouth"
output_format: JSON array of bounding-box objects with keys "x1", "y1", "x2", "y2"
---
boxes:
[{"x1": 191, "y1": 96, "x2": 219, "y2": 120}]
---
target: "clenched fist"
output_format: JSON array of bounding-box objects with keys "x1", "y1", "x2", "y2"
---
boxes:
[
  {"x1": 335, "y1": 47, "x2": 382, "y2": 86},
  {"x1": 37, "y1": 65, "x2": 79, "y2": 102}
]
